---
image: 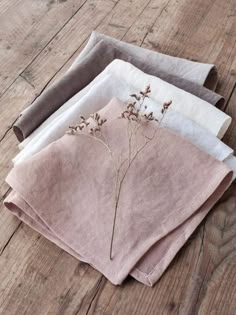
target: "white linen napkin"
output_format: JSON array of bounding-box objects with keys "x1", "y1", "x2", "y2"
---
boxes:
[{"x1": 13, "y1": 74, "x2": 233, "y2": 165}]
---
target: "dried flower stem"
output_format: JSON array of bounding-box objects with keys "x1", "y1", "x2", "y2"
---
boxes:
[
  {"x1": 67, "y1": 86, "x2": 171, "y2": 260},
  {"x1": 109, "y1": 127, "x2": 157, "y2": 260},
  {"x1": 77, "y1": 133, "x2": 112, "y2": 155}
]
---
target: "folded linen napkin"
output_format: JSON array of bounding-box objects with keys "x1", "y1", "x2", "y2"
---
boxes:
[
  {"x1": 13, "y1": 74, "x2": 233, "y2": 165},
  {"x1": 105, "y1": 60, "x2": 231, "y2": 139},
  {"x1": 74, "y1": 32, "x2": 219, "y2": 90},
  {"x1": 131, "y1": 155, "x2": 236, "y2": 285},
  {"x1": 14, "y1": 40, "x2": 125, "y2": 142},
  {"x1": 20, "y1": 59, "x2": 231, "y2": 149},
  {"x1": 13, "y1": 35, "x2": 223, "y2": 142},
  {"x1": 71, "y1": 35, "x2": 223, "y2": 106},
  {"x1": 5, "y1": 98, "x2": 233, "y2": 286}
]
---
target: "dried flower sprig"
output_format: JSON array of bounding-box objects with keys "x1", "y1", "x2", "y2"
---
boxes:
[
  {"x1": 67, "y1": 86, "x2": 171, "y2": 260},
  {"x1": 67, "y1": 113, "x2": 112, "y2": 157},
  {"x1": 68, "y1": 113, "x2": 107, "y2": 135},
  {"x1": 161, "y1": 100, "x2": 172, "y2": 114}
]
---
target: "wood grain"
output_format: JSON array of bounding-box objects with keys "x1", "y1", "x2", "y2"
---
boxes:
[
  {"x1": 0, "y1": 223, "x2": 103, "y2": 315},
  {"x1": 224, "y1": 86, "x2": 236, "y2": 150},
  {"x1": 0, "y1": 0, "x2": 235, "y2": 314},
  {"x1": 0, "y1": 0, "x2": 88, "y2": 96},
  {"x1": 0, "y1": 77, "x2": 36, "y2": 194},
  {"x1": 197, "y1": 185, "x2": 236, "y2": 315},
  {"x1": 143, "y1": 0, "x2": 236, "y2": 104},
  {"x1": 21, "y1": 0, "x2": 119, "y2": 89}
]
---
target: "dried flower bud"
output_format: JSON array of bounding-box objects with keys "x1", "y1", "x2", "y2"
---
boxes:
[
  {"x1": 145, "y1": 85, "x2": 151, "y2": 92},
  {"x1": 130, "y1": 94, "x2": 141, "y2": 101},
  {"x1": 161, "y1": 100, "x2": 172, "y2": 115}
]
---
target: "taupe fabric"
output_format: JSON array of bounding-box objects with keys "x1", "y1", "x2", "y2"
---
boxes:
[
  {"x1": 13, "y1": 36, "x2": 224, "y2": 142},
  {"x1": 14, "y1": 41, "x2": 127, "y2": 141},
  {"x1": 6, "y1": 98, "x2": 232, "y2": 286},
  {"x1": 75, "y1": 32, "x2": 219, "y2": 90}
]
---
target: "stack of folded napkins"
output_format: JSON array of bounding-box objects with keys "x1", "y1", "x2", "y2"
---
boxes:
[{"x1": 5, "y1": 32, "x2": 236, "y2": 286}]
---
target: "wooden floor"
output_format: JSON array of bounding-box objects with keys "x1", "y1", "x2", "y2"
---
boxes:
[{"x1": 0, "y1": 0, "x2": 235, "y2": 314}]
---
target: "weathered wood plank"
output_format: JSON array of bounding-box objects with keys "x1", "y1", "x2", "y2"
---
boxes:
[
  {"x1": 0, "y1": 0, "x2": 21, "y2": 17},
  {"x1": 0, "y1": 190, "x2": 21, "y2": 256},
  {"x1": 0, "y1": 77, "x2": 36, "y2": 194},
  {"x1": 143, "y1": 0, "x2": 236, "y2": 104},
  {"x1": 0, "y1": 223, "x2": 103, "y2": 315},
  {"x1": 0, "y1": 76, "x2": 36, "y2": 255},
  {"x1": 122, "y1": 0, "x2": 171, "y2": 46},
  {"x1": 0, "y1": 0, "x2": 88, "y2": 96},
  {"x1": 176, "y1": 183, "x2": 236, "y2": 315},
  {"x1": 223, "y1": 86, "x2": 236, "y2": 150},
  {"x1": 21, "y1": 0, "x2": 157, "y2": 89}
]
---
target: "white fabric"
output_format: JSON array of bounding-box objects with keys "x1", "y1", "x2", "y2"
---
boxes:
[
  {"x1": 224, "y1": 155, "x2": 236, "y2": 181},
  {"x1": 106, "y1": 60, "x2": 231, "y2": 139},
  {"x1": 13, "y1": 74, "x2": 233, "y2": 165}
]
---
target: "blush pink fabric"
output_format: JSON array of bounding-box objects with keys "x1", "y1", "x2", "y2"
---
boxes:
[{"x1": 5, "y1": 98, "x2": 232, "y2": 286}]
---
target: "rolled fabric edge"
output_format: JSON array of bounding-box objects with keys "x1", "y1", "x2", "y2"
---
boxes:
[
  {"x1": 203, "y1": 65, "x2": 218, "y2": 91},
  {"x1": 215, "y1": 96, "x2": 225, "y2": 108},
  {"x1": 217, "y1": 115, "x2": 232, "y2": 139},
  {"x1": 13, "y1": 125, "x2": 24, "y2": 142}
]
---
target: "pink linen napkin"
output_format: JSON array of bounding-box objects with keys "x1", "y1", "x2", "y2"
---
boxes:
[{"x1": 5, "y1": 98, "x2": 232, "y2": 286}]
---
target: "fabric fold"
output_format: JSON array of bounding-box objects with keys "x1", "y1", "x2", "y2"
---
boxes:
[
  {"x1": 75, "y1": 32, "x2": 219, "y2": 90},
  {"x1": 13, "y1": 34, "x2": 223, "y2": 142},
  {"x1": 13, "y1": 74, "x2": 233, "y2": 165},
  {"x1": 72, "y1": 35, "x2": 223, "y2": 106},
  {"x1": 105, "y1": 60, "x2": 231, "y2": 139},
  {"x1": 14, "y1": 40, "x2": 123, "y2": 141},
  {"x1": 5, "y1": 98, "x2": 233, "y2": 286}
]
